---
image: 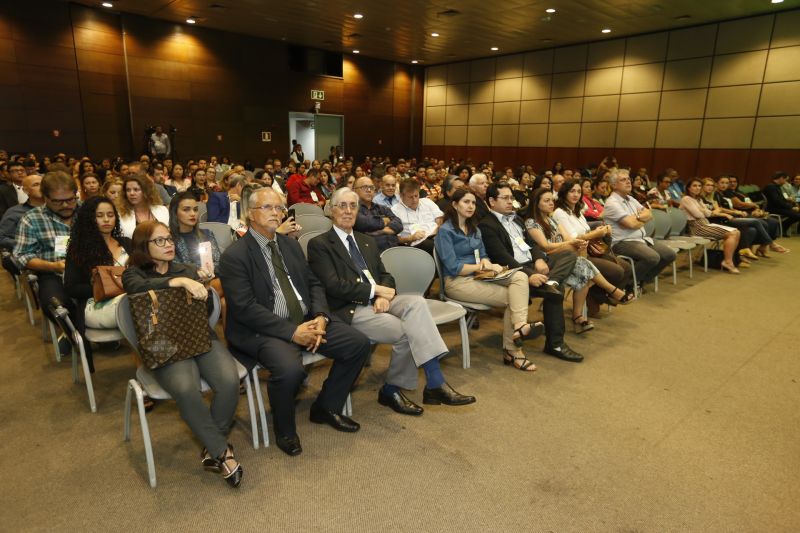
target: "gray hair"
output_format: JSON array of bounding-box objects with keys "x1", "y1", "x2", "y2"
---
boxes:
[
  {"x1": 468, "y1": 173, "x2": 487, "y2": 186},
  {"x1": 240, "y1": 183, "x2": 263, "y2": 224},
  {"x1": 330, "y1": 186, "x2": 358, "y2": 208},
  {"x1": 607, "y1": 168, "x2": 630, "y2": 188},
  {"x1": 245, "y1": 186, "x2": 282, "y2": 224},
  {"x1": 228, "y1": 174, "x2": 247, "y2": 191}
]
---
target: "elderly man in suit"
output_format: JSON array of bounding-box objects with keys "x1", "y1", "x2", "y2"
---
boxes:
[
  {"x1": 218, "y1": 187, "x2": 370, "y2": 457},
  {"x1": 307, "y1": 187, "x2": 475, "y2": 416},
  {"x1": 478, "y1": 181, "x2": 584, "y2": 363}
]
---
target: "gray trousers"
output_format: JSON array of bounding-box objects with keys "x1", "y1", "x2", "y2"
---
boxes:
[
  {"x1": 351, "y1": 294, "x2": 448, "y2": 390},
  {"x1": 152, "y1": 340, "x2": 240, "y2": 458},
  {"x1": 611, "y1": 240, "x2": 677, "y2": 285}
]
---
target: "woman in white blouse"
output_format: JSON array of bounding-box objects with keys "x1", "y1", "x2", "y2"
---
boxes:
[
  {"x1": 165, "y1": 163, "x2": 191, "y2": 192},
  {"x1": 117, "y1": 174, "x2": 170, "y2": 238},
  {"x1": 553, "y1": 179, "x2": 634, "y2": 315},
  {"x1": 680, "y1": 178, "x2": 741, "y2": 274}
]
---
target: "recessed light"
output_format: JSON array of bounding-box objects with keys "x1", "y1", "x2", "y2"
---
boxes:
[
  {"x1": 431, "y1": 32, "x2": 439, "y2": 37},
  {"x1": 411, "y1": 60, "x2": 419, "y2": 64},
  {"x1": 490, "y1": 47, "x2": 499, "y2": 51},
  {"x1": 353, "y1": 50, "x2": 360, "y2": 54},
  {"x1": 771, "y1": 0, "x2": 784, "y2": 4},
  {"x1": 545, "y1": 8, "x2": 556, "y2": 13},
  {"x1": 601, "y1": 28, "x2": 611, "y2": 33},
  {"x1": 102, "y1": 2, "x2": 113, "y2": 7},
  {"x1": 186, "y1": 17, "x2": 197, "y2": 24},
  {"x1": 353, "y1": 13, "x2": 364, "y2": 19}
]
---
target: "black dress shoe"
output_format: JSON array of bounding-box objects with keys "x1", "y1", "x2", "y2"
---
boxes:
[
  {"x1": 275, "y1": 434, "x2": 303, "y2": 456},
  {"x1": 422, "y1": 382, "x2": 477, "y2": 406},
  {"x1": 378, "y1": 388, "x2": 423, "y2": 416},
  {"x1": 309, "y1": 403, "x2": 360, "y2": 432},
  {"x1": 543, "y1": 344, "x2": 584, "y2": 363},
  {"x1": 532, "y1": 284, "x2": 562, "y2": 300}
]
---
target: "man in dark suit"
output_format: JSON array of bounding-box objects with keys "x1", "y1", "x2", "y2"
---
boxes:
[
  {"x1": 479, "y1": 181, "x2": 584, "y2": 363},
  {"x1": 219, "y1": 187, "x2": 370, "y2": 457},
  {"x1": 307, "y1": 188, "x2": 475, "y2": 416},
  {"x1": 0, "y1": 161, "x2": 26, "y2": 219},
  {"x1": 763, "y1": 171, "x2": 800, "y2": 235},
  {"x1": 207, "y1": 175, "x2": 246, "y2": 225}
]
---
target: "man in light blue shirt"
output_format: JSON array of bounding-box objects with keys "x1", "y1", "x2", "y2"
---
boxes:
[{"x1": 373, "y1": 174, "x2": 400, "y2": 208}]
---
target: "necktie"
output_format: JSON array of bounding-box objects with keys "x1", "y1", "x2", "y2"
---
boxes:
[
  {"x1": 347, "y1": 235, "x2": 369, "y2": 277},
  {"x1": 267, "y1": 241, "x2": 304, "y2": 324}
]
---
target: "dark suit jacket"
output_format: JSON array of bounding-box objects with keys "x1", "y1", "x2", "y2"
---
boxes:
[
  {"x1": 0, "y1": 182, "x2": 19, "y2": 220},
  {"x1": 478, "y1": 212, "x2": 546, "y2": 271},
  {"x1": 763, "y1": 182, "x2": 794, "y2": 213},
  {"x1": 207, "y1": 191, "x2": 239, "y2": 223},
  {"x1": 219, "y1": 230, "x2": 330, "y2": 350},
  {"x1": 306, "y1": 228, "x2": 394, "y2": 324}
]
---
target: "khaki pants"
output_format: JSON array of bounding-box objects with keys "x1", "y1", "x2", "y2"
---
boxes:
[{"x1": 444, "y1": 271, "x2": 529, "y2": 351}]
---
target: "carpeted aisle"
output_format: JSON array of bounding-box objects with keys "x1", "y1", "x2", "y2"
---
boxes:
[{"x1": 1, "y1": 249, "x2": 798, "y2": 532}]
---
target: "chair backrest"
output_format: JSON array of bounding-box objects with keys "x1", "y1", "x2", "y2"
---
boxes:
[
  {"x1": 199, "y1": 211, "x2": 208, "y2": 223},
  {"x1": 667, "y1": 207, "x2": 688, "y2": 236},
  {"x1": 297, "y1": 230, "x2": 327, "y2": 259},
  {"x1": 197, "y1": 201, "x2": 207, "y2": 220},
  {"x1": 432, "y1": 247, "x2": 448, "y2": 301},
  {"x1": 643, "y1": 218, "x2": 656, "y2": 238},
  {"x1": 651, "y1": 209, "x2": 672, "y2": 239},
  {"x1": 199, "y1": 222, "x2": 234, "y2": 252},
  {"x1": 115, "y1": 288, "x2": 221, "y2": 352},
  {"x1": 380, "y1": 246, "x2": 434, "y2": 295},
  {"x1": 296, "y1": 214, "x2": 333, "y2": 237},
  {"x1": 289, "y1": 203, "x2": 325, "y2": 217}
]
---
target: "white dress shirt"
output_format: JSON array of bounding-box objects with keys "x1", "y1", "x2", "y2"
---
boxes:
[
  {"x1": 491, "y1": 210, "x2": 531, "y2": 264},
  {"x1": 333, "y1": 225, "x2": 375, "y2": 299},
  {"x1": 391, "y1": 198, "x2": 442, "y2": 238}
]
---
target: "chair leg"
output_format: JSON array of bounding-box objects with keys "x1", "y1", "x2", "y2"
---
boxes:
[
  {"x1": 48, "y1": 320, "x2": 61, "y2": 362},
  {"x1": 243, "y1": 375, "x2": 258, "y2": 449},
  {"x1": 251, "y1": 368, "x2": 269, "y2": 448},
  {"x1": 654, "y1": 274, "x2": 659, "y2": 293},
  {"x1": 703, "y1": 246, "x2": 708, "y2": 272},
  {"x1": 458, "y1": 316, "x2": 470, "y2": 369},
  {"x1": 688, "y1": 250, "x2": 694, "y2": 279},
  {"x1": 75, "y1": 334, "x2": 97, "y2": 413},
  {"x1": 343, "y1": 394, "x2": 353, "y2": 417},
  {"x1": 23, "y1": 288, "x2": 36, "y2": 326},
  {"x1": 14, "y1": 275, "x2": 21, "y2": 300},
  {"x1": 672, "y1": 262, "x2": 677, "y2": 285},
  {"x1": 124, "y1": 379, "x2": 156, "y2": 487}
]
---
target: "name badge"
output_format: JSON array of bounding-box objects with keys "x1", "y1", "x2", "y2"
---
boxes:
[
  {"x1": 310, "y1": 191, "x2": 319, "y2": 202},
  {"x1": 198, "y1": 242, "x2": 214, "y2": 276},
  {"x1": 474, "y1": 249, "x2": 481, "y2": 264},
  {"x1": 514, "y1": 236, "x2": 531, "y2": 251},
  {"x1": 362, "y1": 269, "x2": 376, "y2": 286},
  {"x1": 54, "y1": 235, "x2": 69, "y2": 257}
]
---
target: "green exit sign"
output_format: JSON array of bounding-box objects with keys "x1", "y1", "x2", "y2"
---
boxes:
[{"x1": 311, "y1": 90, "x2": 325, "y2": 100}]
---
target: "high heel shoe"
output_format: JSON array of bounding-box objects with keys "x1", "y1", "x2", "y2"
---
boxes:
[
  {"x1": 572, "y1": 315, "x2": 594, "y2": 334},
  {"x1": 769, "y1": 244, "x2": 789, "y2": 254},
  {"x1": 201, "y1": 448, "x2": 221, "y2": 473},
  {"x1": 218, "y1": 444, "x2": 243, "y2": 488},
  {"x1": 720, "y1": 261, "x2": 740, "y2": 274},
  {"x1": 755, "y1": 249, "x2": 771, "y2": 258},
  {"x1": 511, "y1": 321, "x2": 545, "y2": 347},
  {"x1": 739, "y1": 248, "x2": 759, "y2": 260},
  {"x1": 606, "y1": 286, "x2": 636, "y2": 305},
  {"x1": 503, "y1": 350, "x2": 537, "y2": 372}
]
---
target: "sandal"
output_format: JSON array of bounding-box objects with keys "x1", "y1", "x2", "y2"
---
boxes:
[
  {"x1": 200, "y1": 448, "x2": 221, "y2": 473},
  {"x1": 218, "y1": 444, "x2": 243, "y2": 488},
  {"x1": 607, "y1": 286, "x2": 636, "y2": 305},
  {"x1": 573, "y1": 315, "x2": 594, "y2": 334},
  {"x1": 511, "y1": 322, "x2": 545, "y2": 347},
  {"x1": 503, "y1": 350, "x2": 537, "y2": 372}
]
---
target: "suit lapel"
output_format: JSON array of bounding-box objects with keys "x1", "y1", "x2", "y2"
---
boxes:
[
  {"x1": 327, "y1": 229, "x2": 363, "y2": 277},
  {"x1": 244, "y1": 232, "x2": 275, "y2": 293}
]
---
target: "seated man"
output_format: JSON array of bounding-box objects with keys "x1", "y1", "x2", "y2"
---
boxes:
[
  {"x1": 373, "y1": 174, "x2": 400, "y2": 208},
  {"x1": 763, "y1": 171, "x2": 800, "y2": 235},
  {"x1": 13, "y1": 171, "x2": 78, "y2": 356},
  {"x1": 603, "y1": 169, "x2": 676, "y2": 289},
  {"x1": 308, "y1": 188, "x2": 475, "y2": 416},
  {"x1": 207, "y1": 174, "x2": 246, "y2": 227},
  {"x1": 286, "y1": 168, "x2": 325, "y2": 207},
  {"x1": 353, "y1": 177, "x2": 403, "y2": 252},
  {"x1": 479, "y1": 182, "x2": 583, "y2": 363},
  {"x1": 0, "y1": 160, "x2": 27, "y2": 218},
  {"x1": 1, "y1": 174, "x2": 43, "y2": 260},
  {"x1": 468, "y1": 173, "x2": 491, "y2": 220},
  {"x1": 391, "y1": 178, "x2": 443, "y2": 254},
  {"x1": 219, "y1": 188, "x2": 370, "y2": 457}
]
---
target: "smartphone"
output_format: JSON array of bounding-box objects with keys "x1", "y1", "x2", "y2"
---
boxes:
[{"x1": 287, "y1": 208, "x2": 296, "y2": 220}]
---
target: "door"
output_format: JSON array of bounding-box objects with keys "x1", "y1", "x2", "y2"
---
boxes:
[{"x1": 314, "y1": 114, "x2": 344, "y2": 163}]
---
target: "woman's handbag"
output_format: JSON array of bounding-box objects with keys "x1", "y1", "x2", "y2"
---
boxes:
[
  {"x1": 587, "y1": 240, "x2": 609, "y2": 258},
  {"x1": 129, "y1": 287, "x2": 212, "y2": 370},
  {"x1": 91, "y1": 265, "x2": 126, "y2": 302}
]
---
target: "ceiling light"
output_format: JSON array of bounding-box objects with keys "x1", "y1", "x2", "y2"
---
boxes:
[
  {"x1": 411, "y1": 60, "x2": 419, "y2": 64},
  {"x1": 771, "y1": 0, "x2": 784, "y2": 3},
  {"x1": 545, "y1": 8, "x2": 556, "y2": 13},
  {"x1": 353, "y1": 13, "x2": 364, "y2": 19},
  {"x1": 431, "y1": 32, "x2": 439, "y2": 37},
  {"x1": 601, "y1": 28, "x2": 611, "y2": 33},
  {"x1": 186, "y1": 17, "x2": 197, "y2": 24},
  {"x1": 490, "y1": 47, "x2": 499, "y2": 51},
  {"x1": 102, "y1": 1, "x2": 113, "y2": 6},
  {"x1": 353, "y1": 50, "x2": 360, "y2": 54}
]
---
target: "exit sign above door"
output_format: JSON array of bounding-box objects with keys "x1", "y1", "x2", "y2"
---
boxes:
[{"x1": 310, "y1": 90, "x2": 325, "y2": 100}]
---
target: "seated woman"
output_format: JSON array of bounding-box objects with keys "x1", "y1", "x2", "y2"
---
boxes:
[
  {"x1": 631, "y1": 174, "x2": 649, "y2": 204},
  {"x1": 165, "y1": 163, "x2": 191, "y2": 192},
  {"x1": 592, "y1": 177, "x2": 610, "y2": 206},
  {"x1": 122, "y1": 220, "x2": 243, "y2": 488},
  {"x1": 187, "y1": 168, "x2": 211, "y2": 202},
  {"x1": 553, "y1": 179, "x2": 634, "y2": 315},
  {"x1": 117, "y1": 174, "x2": 169, "y2": 238},
  {"x1": 101, "y1": 178, "x2": 123, "y2": 202},
  {"x1": 80, "y1": 172, "x2": 101, "y2": 200},
  {"x1": 169, "y1": 192, "x2": 221, "y2": 271},
  {"x1": 319, "y1": 169, "x2": 334, "y2": 200},
  {"x1": 512, "y1": 172, "x2": 533, "y2": 210},
  {"x1": 581, "y1": 177, "x2": 604, "y2": 221},
  {"x1": 434, "y1": 188, "x2": 544, "y2": 372},
  {"x1": 526, "y1": 187, "x2": 635, "y2": 334},
  {"x1": 679, "y1": 178, "x2": 742, "y2": 274},
  {"x1": 532, "y1": 174, "x2": 552, "y2": 192}
]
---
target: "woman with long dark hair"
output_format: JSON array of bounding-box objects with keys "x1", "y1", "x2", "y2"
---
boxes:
[
  {"x1": 169, "y1": 191, "x2": 221, "y2": 274},
  {"x1": 122, "y1": 220, "x2": 243, "y2": 487}
]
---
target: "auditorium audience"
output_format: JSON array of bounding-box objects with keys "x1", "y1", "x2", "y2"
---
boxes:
[
  {"x1": 391, "y1": 178, "x2": 443, "y2": 253},
  {"x1": 79, "y1": 172, "x2": 101, "y2": 200},
  {"x1": 0, "y1": 174, "x2": 43, "y2": 254},
  {"x1": 123, "y1": 220, "x2": 242, "y2": 487},
  {"x1": 353, "y1": 177, "x2": 402, "y2": 252},
  {"x1": 207, "y1": 174, "x2": 246, "y2": 227},
  {"x1": 169, "y1": 192, "x2": 221, "y2": 272},
  {"x1": 165, "y1": 163, "x2": 190, "y2": 192},
  {"x1": 117, "y1": 174, "x2": 169, "y2": 238},
  {"x1": 763, "y1": 171, "x2": 800, "y2": 235}
]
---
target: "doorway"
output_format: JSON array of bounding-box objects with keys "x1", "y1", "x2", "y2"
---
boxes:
[{"x1": 288, "y1": 112, "x2": 344, "y2": 162}]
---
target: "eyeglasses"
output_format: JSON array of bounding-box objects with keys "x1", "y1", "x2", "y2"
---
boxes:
[
  {"x1": 148, "y1": 236, "x2": 175, "y2": 247},
  {"x1": 356, "y1": 185, "x2": 375, "y2": 192},
  {"x1": 47, "y1": 196, "x2": 78, "y2": 205},
  {"x1": 496, "y1": 195, "x2": 514, "y2": 201},
  {"x1": 617, "y1": 177, "x2": 631, "y2": 183},
  {"x1": 333, "y1": 202, "x2": 358, "y2": 211},
  {"x1": 250, "y1": 204, "x2": 286, "y2": 213}
]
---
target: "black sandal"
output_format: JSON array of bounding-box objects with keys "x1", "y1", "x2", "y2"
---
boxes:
[
  {"x1": 573, "y1": 315, "x2": 594, "y2": 334},
  {"x1": 218, "y1": 444, "x2": 243, "y2": 488},
  {"x1": 503, "y1": 350, "x2": 537, "y2": 372},
  {"x1": 201, "y1": 448, "x2": 221, "y2": 473},
  {"x1": 512, "y1": 322, "x2": 545, "y2": 347},
  {"x1": 607, "y1": 286, "x2": 636, "y2": 305}
]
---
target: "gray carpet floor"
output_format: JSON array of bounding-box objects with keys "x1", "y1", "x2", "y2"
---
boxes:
[{"x1": 1, "y1": 249, "x2": 798, "y2": 532}]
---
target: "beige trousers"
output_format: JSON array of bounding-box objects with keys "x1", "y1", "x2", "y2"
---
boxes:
[{"x1": 444, "y1": 271, "x2": 530, "y2": 351}]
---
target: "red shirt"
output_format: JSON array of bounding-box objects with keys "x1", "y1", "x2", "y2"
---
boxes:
[{"x1": 287, "y1": 178, "x2": 323, "y2": 205}]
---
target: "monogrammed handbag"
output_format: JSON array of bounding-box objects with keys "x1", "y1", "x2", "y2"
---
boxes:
[{"x1": 129, "y1": 287, "x2": 212, "y2": 370}]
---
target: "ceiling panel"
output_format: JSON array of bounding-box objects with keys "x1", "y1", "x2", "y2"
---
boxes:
[{"x1": 69, "y1": 0, "x2": 795, "y2": 65}]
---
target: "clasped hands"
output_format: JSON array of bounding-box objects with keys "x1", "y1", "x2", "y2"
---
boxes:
[
  {"x1": 373, "y1": 285, "x2": 396, "y2": 314},
  {"x1": 291, "y1": 315, "x2": 329, "y2": 353}
]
